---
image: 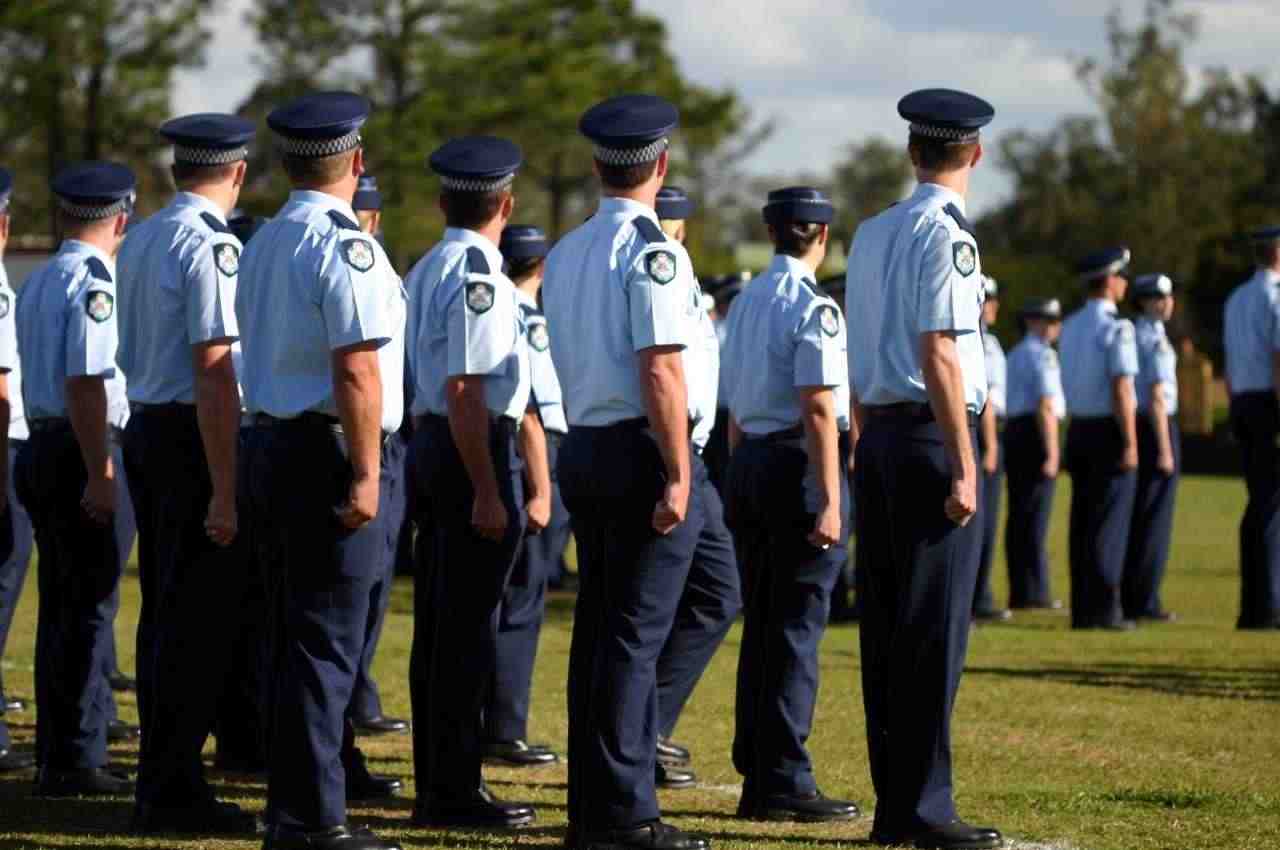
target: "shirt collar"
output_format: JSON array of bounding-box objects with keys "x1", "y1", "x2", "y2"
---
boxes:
[
  {"x1": 912, "y1": 181, "x2": 966, "y2": 215},
  {"x1": 172, "y1": 191, "x2": 226, "y2": 223},
  {"x1": 61, "y1": 239, "x2": 115, "y2": 273},
  {"x1": 769, "y1": 253, "x2": 817, "y2": 286},
  {"x1": 287, "y1": 189, "x2": 359, "y2": 224},
  {"x1": 1088, "y1": 297, "x2": 1118, "y2": 315},
  {"x1": 598, "y1": 195, "x2": 660, "y2": 225},
  {"x1": 443, "y1": 227, "x2": 503, "y2": 269},
  {"x1": 1260, "y1": 268, "x2": 1280, "y2": 287}
]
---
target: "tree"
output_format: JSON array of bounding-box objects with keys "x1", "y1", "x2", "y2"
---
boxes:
[{"x1": 829, "y1": 137, "x2": 913, "y2": 240}]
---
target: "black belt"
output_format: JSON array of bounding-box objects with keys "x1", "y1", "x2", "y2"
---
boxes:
[
  {"x1": 253, "y1": 411, "x2": 394, "y2": 444},
  {"x1": 130, "y1": 401, "x2": 195, "y2": 419},
  {"x1": 747, "y1": 424, "x2": 804, "y2": 443},
  {"x1": 416, "y1": 412, "x2": 518, "y2": 436},
  {"x1": 27, "y1": 417, "x2": 70, "y2": 433},
  {"x1": 865, "y1": 402, "x2": 978, "y2": 427}
]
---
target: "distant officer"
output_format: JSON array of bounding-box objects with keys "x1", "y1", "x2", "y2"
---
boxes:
[
  {"x1": 405, "y1": 136, "x2": 542, "y2": 830},
  {"x1": 702, "y1": 273, "x2": 746, "y2": 493},
  {"x1": 542, "y1": 94, "x2": 709, "y2": 850},
  {"x1": 1123, "y1": 273, "x2": 1179, "y2": 623},
  {"x1": 1223, "y1": 226, "x2": 1280, "y2": 630},
  {"x1": 845, "y1": 89, "x2": 1002, "y2": 849},
  {"x1": 483, "y1": 223, "x2": 565, "y2": 768},
  {"x1": 653, "y1": 186, "x2": 742, "y2": 790},
  {"x1": 103, "y1": 369, "x2": 137, "y2": 701},
  {"x1": 721, "y1": 187, "x2": 856, "y2": 823},
  {"x1": 114, "y1": 113, "x2": 259, "y2": 835},
  {"x1": 1060, "y1": 247, "x2": 1140, "y2": 631},
  {"x1": 352, "y1": 175, "x2": 383, "y2": 236},
  {"x1": 14, "y1": 161, "x2": 135, "y2": 797},
  {"x1": 236, "y1": 91, "x2": 404, "y2": 850},
  {"x1": 818, "y1": 274, "x2": 860, "y2": 624},
  {"x1": 974, "y1": 276, "x2": 1010, "y2": 622},
  {"x1": 1003, "y1": 298, "x2": 1065, "y2": 610}
]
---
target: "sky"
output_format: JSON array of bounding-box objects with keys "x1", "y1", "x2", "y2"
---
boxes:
[{"x1": 175, "y1": 0, "x2": 1280, "y2": 214}]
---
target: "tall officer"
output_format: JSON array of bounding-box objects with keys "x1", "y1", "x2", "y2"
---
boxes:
[
  {"x1": 14, "y1": 161, "x2": 135, "y2": 796},
  {"x1": 483, "y1": 223, "x2": 565, "y2": 769},
  {"x1": 1123, "y1": 274, "x2": 1179, "y2": 622},
  {"x1": 1223, "y1": 226, "x2": 1280, "y2": 630},
  {"x1": 653, "y1": 186, "x2": 742, "y2": 790},
  {"x1": 405, "y1": 137, "x2": 542, "y2": 829},
  {"x1": 845, "y1": 90, "x2": 1002, "y2": 850},
  {"x1": 541, "y1": 94, "x2": 709, "y2": 850},
  {"x1": 1003, "y1": 298, "x2": 1065, "y2": 610},
  {"x1": 1060, "y1": 247, "x2": 1140, "y2": 631},
  {"x1": 114, "y1": 113, "x2": 260, "y2": 835},
  {"x1": 236, "y1": 91, "x2": 404, "y2": 850},
  {"x1": 721, "y1": 187, "x2": 857, "y2": 823},
  {"x1": 974, "y1": 276, "x2": 1010, "y2": 622}
]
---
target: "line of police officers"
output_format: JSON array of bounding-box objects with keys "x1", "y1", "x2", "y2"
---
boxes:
[{"x1": 0, "y1": 84, "x2": 1276, "y2": 850}]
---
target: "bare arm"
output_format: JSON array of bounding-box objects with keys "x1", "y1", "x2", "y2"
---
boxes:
[
  {"x1": 445, "y1": 374, "x2": 506, "y2": 540},
  {"x1": 921, "y1": 331, "x2": 977, "y2": 525},
  {"x1": 1113, "y1": 376, "x2": 1138, "y2": 471},
  {"x1": 66, "y1": 375, "x2": 113, "y2": 523},
  {"x1": 518, "y1": 408, "x2": 552, "y2": 533},
  {"x1": 1150, "y1": 384, "x2": 1174, "y2": 474},
  {"x1": 728, "y1": 415, "x2": 743, "y2": 455},
  {"x1": 847, "y1": 391, "x2": 865, "y2": 477},
  {"x1": 1037, "y1": 396, "x2": 1059, "y2": 478},
  {"x1": 0, "y1": 373, "x2": 9, "y2": 513},
  {"x1": 332, "y1": 342, "x2": 383, "y2": 528},
  {"x1": 980, "y1": 400, "x2": 999, "y2": 475},
  {"x1": 799, "y1": 386, "x2": 841, "y2": 548},
  {"x1": 638, "y1": 346, "x2": 691, "y2": 534},
  {"x1": 193, "y1": 340, "x2": 240, "y2": 545}
]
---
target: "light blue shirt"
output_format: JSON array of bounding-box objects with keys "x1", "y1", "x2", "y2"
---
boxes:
[
  {"x1": 1135, "y1": 316, "x2": 1177, "y2": 415},
  {"x1": 714, "y1": 317, "x2": 731, "y2": 409},
  {"x1": 235, "y1": 191, "x2": 405, "y2": 432},
  {"x1": 517, "y1": 288, "x2": 567, "y2": 435},
  {"x1": 685, "y1": 287, "x2": 720, "y2": 449},
  {"x1": 1223, "y1": 268, "x2": 1280, "y2": 395},
  {"x1": 117, "y1": 192, "x2": 240, "y2": 405},
  {"x1": 1005, "y1": 333, "x2": 1065, "y2": 419},
  {"x1": 1059, "y1": 298, "x2": 1138, "y2": 417},
  {"x1": 983, "y1": 328, "x2": 1007, "y2": 418},
  {"x1": 542, "y1": 196, "x2": 699, "y2": 427},
  {"x1": 844, "y1": 183, "x2": 988, "y2": 412},
  {"x1": 0, "y1": 267, "x2": 23, "y2": 440},
  {"x1": 722, "y1": 254, "x2": 847, "y2": 436},
  {"x1": 406, "y1": 228, "x2": 530, "y2": 422},
  {"x1": 15, "y1": 240, "x2": 119, "y2": 421}
]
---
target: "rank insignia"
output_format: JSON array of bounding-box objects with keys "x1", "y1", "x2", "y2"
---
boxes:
[
  {"x1": 86, "y1": 290, "x2": 114, "y2": 323},
  {"x1": 342, "y1": 239, "x2": 375, "y2": 272},
  {"x1": 466, "y1": 281, "x2": 495, "y2": 314},
  {"x1": 646, "y1": 250, "x2": 677, "y2": 285},
  {"x1": 819, "y1": 305, "x2": 839, "y2": 337},
  {"x1": 214, "y1": 243, "x2": 240, "y2": 277},
  {"x1": 529, "y1": 323, "x2": 550, "y2": 352},
  {"x1": 953, "y1": 242, "x2": 976, "y2": 277}
]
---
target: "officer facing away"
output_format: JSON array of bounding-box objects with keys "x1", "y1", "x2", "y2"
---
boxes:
[
  {"x1": 0, "y1": 166, "x2": 24, "y2": 774},
  {"x1": 974, "y1": 275, "x2": 1010, "y2": 622}
]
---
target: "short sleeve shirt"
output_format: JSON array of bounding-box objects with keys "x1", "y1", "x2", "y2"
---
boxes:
[
  {"x1": 1059, "y1": 299, "x2": 1138, "y2": 417},
  {"x1": 1223, "y1": 269, "x2": 1280, "y2": 395}
]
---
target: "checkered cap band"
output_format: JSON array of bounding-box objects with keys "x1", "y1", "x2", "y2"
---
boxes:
[
  {"x1": 439, "y1": 172, "x2": 516, "y2": 193},
  {"x1": 57, "y1": 195, "x2": 131, "y2": 220},
  {"x1": 593, "y1": 137, "x2": 668, "y2": 166},
  {"x1": 174, "y1": 144, "x2": 248, "y2": 166},
  {"x1": 276, "y1": 129, "x2": 362, "y2": 158},
  {"x1": 909, "y1": 122, "x2": 980, "y2": 143}
]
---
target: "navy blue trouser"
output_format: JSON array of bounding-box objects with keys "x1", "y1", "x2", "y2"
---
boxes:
[
  {"x1": 1065, "y1": 418, "x2": 1137, "y2": 628},
  {"x1": 726, "y1": 435, "x2": 844, "y2": 798},
  {"x1": 97, "y1": 439, "x2": 134, "y2": 729},
  {"x1": 409, "y1": 414, "x2": 524, "y2": 801},
  {"x1": 1123, "y1": 415, "x2": 1180, "y2": 619},
  {"x1": 973, "y1": 423, "x2": 1003, "y2": 613},
  {"x1": 0, "y1": 443, "x2": 24, "y2": 752},
  {"x1": 560, "y1": 423, "x2": 699, "y2": 833},
  {"x1": 656, "y1": 451, "x2": 740, "y2": 741},
  {"x1": 1003, "y1": 415, "x2": 1057, "y2": 607},
  {"x1": 486, "y1": 430, "x2": 570, "y2": 744},
  {"x1": 124, "y1": 405, "x2": 251, "y2": 806},
  {"x1": 248, "y1": 419, "x2": 388, "y2": 830},
  {"x1": 1231, "y1": 392, "x2": 1280, "y2": 627},
  {"x1": 16, "y1": 423, "x2": 118, "y2": 770},
  {"x1": 856, "y1": 415, "x2": 982, "y2": 834}
]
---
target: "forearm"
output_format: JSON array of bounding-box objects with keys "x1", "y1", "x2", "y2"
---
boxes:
[
  {"x1": 518, "y1": 409, "x2": 551, "y2": 501},
  {"x1": 446, "y1": 378, "x2": 500, "y2": 500},
  {"x1": 922, "y1": 335, "x2": 975, "y2": 480},
  {"x1": 981, "y1": 402, "x2": 998, "y2": 464},
  {"x1": 639, "y1": 351, "x2": 690, "y2": 487},
  {"x1": 194, "y1": 349, "x2": 240, "y2": 499},
  {"x1": 66, "y1": 377, "x2": 111, "y2": 479},
  {"x1": 801, "y1": 389, "x2": 840, "y2": 509},
  {"x1": 332, "y1": 349, "x2": 383, "y2": 483},
  {"x1": 1037, "y1": 399, "x2": 1059, "y2": 463},
  {"x1": 1151, "y1": 387, "x2": 1172, "y2": 457},
  {"x1": 1112, "y1": 377, "x2": 1138, "y2": 448},
  {"x1": 728, "y1": 416, "x2": 743, "y2": 454}
]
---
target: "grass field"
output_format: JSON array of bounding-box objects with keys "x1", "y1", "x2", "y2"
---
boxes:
[{"x1": 1, "y1": 474, "x2": 1278, "y2": 850}]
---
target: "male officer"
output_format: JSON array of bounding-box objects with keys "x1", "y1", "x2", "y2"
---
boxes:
[
  {"x1": 1003, "y1": 298, "x2": 1065, "y2": 610},
  {"x1": 14, "y1": 161, "x2": 134, "y2": 796},
  {"x1": 405, "y1": 136, "x2": 543, "y2": 829},
  {"x1": 352, "y1": 175, "x2": 382, "y2": 236},
  {"x1": 1223, "y1": 227, "x2": 1280, "y2": 630},
  {"x1": 236, "y1": 91, "x2": 404, "y2": 850},
  {"x1": 974, "y1": 276, "x2": 1010, "y2": 622},
  {"x1": 1124, "y1": 274, "x2": 1179, "y2": 623},
  {"x1": 115, "y1": 113, "x2": 259, "y2": 835},
  {"x1": 845, "y1": 89, "x2": 1002, "y2": 850},
  {"x1": 541, "y1": 94, "x2": 709, "y2": 850},
  {"x1": 483, "y1": 224, "x2": 564, "y2": 769},
  {"x1": 1060, "y1": 247, "x2": 1139, "y2": 631},
  {"x1": 653, "y1": 186, "x2": 741, "y2": 790}
]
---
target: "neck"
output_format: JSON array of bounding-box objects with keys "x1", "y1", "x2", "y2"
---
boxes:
[
  {"x1": 469, "y1": 218, "x2": 505, "y2": 249},
  {"x1": 603, "y1": 183, "x2": 660, "y2": 210},
  {"x1": 918, "y1": 169, "x2": 969, "y2": 198},
  {"x1": 297, "y1": 179, "x2": 357, "y2": 207},
  {"x1": 182, "y1": 183, "x2": 237, "y2": 217},
  {"x1": 1262, "y1": 264, "x2": 1280, "y2": 277},
  {"x1": 67, "y1": 228, "x2": 117, "y2": 258},
  {"x1": 515, "y1": 276, "x2": 542, "y2": 299},
  {"x1": 783, "y1": 249, "x2": 824, "y2": 274}
]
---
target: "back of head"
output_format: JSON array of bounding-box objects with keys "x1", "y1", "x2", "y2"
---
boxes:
[
  {"x1": 267, "y1": 91, "x2": 370, "y2": 191},
  {"x1": 762, "y1": 186, "x2": 834, "y2": 259},
  {"x1": 898, "y1": 88, "x2": 993, "y2": 177},
  {"x1": 52, "y1": 160, "x2": 137, "y2": 245},
  {"x1": 580, "y1": 94, "x2": 679, "y2": 192}
]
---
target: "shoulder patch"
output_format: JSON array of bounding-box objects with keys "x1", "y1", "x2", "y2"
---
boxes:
[
  {"x1": 342, "y1": 239, "x2": 376, "y2": 272},
  {"x1": 84, "y1": 256, "x2": 113, "y2": 284},
  {"x1": 0, "y1": 291, "x2": 9, "y2": 319},
  {"x1": 1116, "y1": 320, "x2": 1135, "y2": 345},
  {"x1": 632, "y1": 216, "x2": 665, "y2": 244},
  {"x1": 528, "y1": 321, "x2": 550, "y2": 352},
  {"x1": 466, "y1": 246, "x2": 490, "y2": 275},
  {"x1": 465, "y1": 281, "x2": 495, "y2": 314},
  {"x1": 943, "y1": 202, "x2": 976, "y2": 236},
  {"x1": 199, "y1": 212, "x2": 231, "y2": 234},
  {"x1": 327, "y1": 209, "x2": 360, "y2": 231},
  {"x1": 86, "y1": 290, "x2": 114, "y2": 323},
  {"x1": 1040, "y1": 347, "x2": 1059, "y2": 369},
  {"x1": 819, "y1": 304, "x2": 839, "y2": 338},
  {"x1": 214, "y1": 242, "x2": 240, "y2": 277},
  {"x1": 645, "y1": 249, "x2": 678, "y2": 285},
  {"x1": 952, "y1": 241, "x2": 976, "y2": 277}
]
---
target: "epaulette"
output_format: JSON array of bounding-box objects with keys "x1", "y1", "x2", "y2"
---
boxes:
[
  {"x1": 327, "y1": 210, "x2": 360, "y2": 231},
  {"x1": 517, "y1": 302, "x2": 540, "y2": 320},
  {"x1": 199, "y1": 212, "x2": 231, "y2": 234},
  {"x1": 84, "y1": 256, "x2": 113, "y2": 284},
  {"x1": 943, "y1": 203, "x2": 976, "y2": 237},
  {"x1": 632, "y1": 216, "x2": 665, "y2": 244},
  {"x1": 466, "y1": 246, "x2": 490, "y2": 275}
]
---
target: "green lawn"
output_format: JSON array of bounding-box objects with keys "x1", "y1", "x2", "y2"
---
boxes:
[{"x1": 1, "y1": 475, "x2": 1278, "y2": 850}]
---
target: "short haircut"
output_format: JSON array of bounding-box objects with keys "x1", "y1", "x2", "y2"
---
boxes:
[
  {"x1": 281, "y1": 149, "x2": 356, "y2": 186},
  {"x1": 597, "y1": 158, "x2": 659, "y2": 190},
  {"x1": 171, "y1": 160, "x2": 240, "y2": 187},
  {"x1": 908, "y1": 133, "x2": 978, "y2": 173},
  {"x1": 1253, "y1": 241, "x2": 1280, "y2": 267},
  {"x1": 1085, "y1": 276, "x2": 1110, "y2": 295},
  {"x1": 58, "y1": 211, "x2": 121, "y2": 237},
  {"x1": 441, "y1": 188, "x2": 508, "y2": 231},
  {"x1": 507, "y1": 256, "x2": 544, "y2": 283},
  {"x1": 773, "y1": 221, "x2": 824, "y2": 258}
]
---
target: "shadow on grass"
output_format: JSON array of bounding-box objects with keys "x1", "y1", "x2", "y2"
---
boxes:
[{"x1": 967, "y1": 661, "x2": 1280, "y2": 701}]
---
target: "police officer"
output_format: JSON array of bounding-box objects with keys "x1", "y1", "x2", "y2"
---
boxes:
[
  {"x1": 721, "y1": 187, "x2": 856, "y2": 823},
  {"x1": 103, "y1": 367, "x2": 138, "y2": 702},
  {"x1": 818, "y1": 274, "x2": 860, "y2": 624},
  {"x1": 653, "y1": 187, "x2": 742, "y2": 790},
  {"x1": 236, "y1": 91, "x2": 404, "y2": 850},
  {"x1": 405, "y1": 136, "x2": 541, "y2": 830},
  {"x1": 14, "y1": 161, "x2": 135, "y2": 796},
  {"x1": 114, "y1": 113, "x2": 260, "y2": 835},
  {"x1": 1060, "y1": 247, "x2": 1140, "y2": 631},
  {"x1": 703, "y1": 273, "x2": 746, "y2": 493},
  {"x1": 352, "y1": 175, "x2": 383, "y2": 237},
  {"x1": 845, "y1": 90, "x2": 1002, "y2": 849},
  {"x1": 1223, "y1": 227, "x2": 1280, "y2": 630},
  {"x1": 974, "y1": 276, "x2": 1010, "y2": 622},
  {"x1": 483, "y1": 224, "x2": 564, "y2": 769},
  {"x1": 1123, "y1": 274, "x2": 1179, "y2": 623},
  {"x1": 542, "y1": 94, "x2": 708, "y2": 850},
  {"x1": 1004, "y1": 298, "x2": 1065, "y2": 610}
]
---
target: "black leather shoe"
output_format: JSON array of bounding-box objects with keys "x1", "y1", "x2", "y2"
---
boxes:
[
  {"x1": 972, "y1": 608, "x2": 1012, "y2": 623},
  {"x1": 35, "y1": 766, "x2": 132, "y2": 797},
  {"x1": 485, "y1": 739, "x2": 559, "y2": 767},
  {"x1": 132, "y1": 797, "x2": 264, "y2": 835},
  {"x1": 655, "y1": 736, "x2": 690, "y2": 767},
  {"x1": 581, "y1": 820, "x2": 709, "y2": 850},
  {"x1": 0, "y1": 748, "x2": 35, "y2": 772},
  {"x1": 351, "y1": 715, "x2": 409, "y2": 736},
  {"x1": 108, "y1": 671, "x2": 137, "y2": 692},
  {"x1": 413, "y1": 785, "x2": 536, "y2": 829},
  {"x1": 888, "y1": 820, "x2": 1002, "y2": 849},
  {"x1": 737, "y1": 790, "x2": 860, "y2": 822},
  {"x1": 655, "y1": 763, "x2": 696, "y2": 789},
  {"x1": 3, "y1": 695, "x2": 26, "y2": 712},
  {"x1": 108, "y1": 719, "x2": 141, "y2": 742},
  {"x1": 263, "y1": 824, "x2": 402, "y2": 850},
  {"x1": 346, "y1": 771, "x2": 402, "y2": 801}
]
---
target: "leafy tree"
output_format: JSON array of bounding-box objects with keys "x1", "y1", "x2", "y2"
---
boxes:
[{"x1": 829, "y1": 136, "x2": 912, "y2": 240}]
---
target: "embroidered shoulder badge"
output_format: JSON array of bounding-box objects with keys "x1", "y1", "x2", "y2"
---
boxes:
[
  {"x1": 86, "y1": 290, "x2": 114, "y2": 323},
  {"x1": 466, "y1": 281, "x2": 495, "y2": 314},
  {"x1": 214, "y1": 243, "x2": 240, "y2": 277},
  {"x1": 645, "y1": 249, "x2": 677, "y2": 285},
  {"x1": 342, "y1": 239, "x2": 375, "y2": 272},
  {"x1": 529, "y1": 322, "x2": 550, "y2": 352},
  {"x1": 819, "y1": 305, "x2": 839, "y2": 338},
  {"x1": 952, "y1": 242, "x2": 976, "y2": 277},
  {"x1": 0, "y1": 292, "x2": 9, "y2": 319}
]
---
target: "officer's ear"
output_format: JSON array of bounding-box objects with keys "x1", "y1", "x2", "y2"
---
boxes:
[
  {"x1": 654, "y1": 149, "x2": 669, "y2": 182},
  {"x1": 500, "y1": 190, "x2": 515, "y2": 223},
  {"x1": 112, "y1": 211, "x2": 129, "y2": 239},
  {"x1": 766, "y1": 223, "x2": 777, "y2": 243},
  {"x1": 351, "y1": 147, "x2": 365, "y2": 180},
  {"x1": 970, "y1": 142, "x2": 984, "y2": 169},
  {"x1": 817, "y1": 224, "x2": 829, "y2": 246},
  {"x1": 232, "y1": 160, "x2": 248, "y2": 190}
]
